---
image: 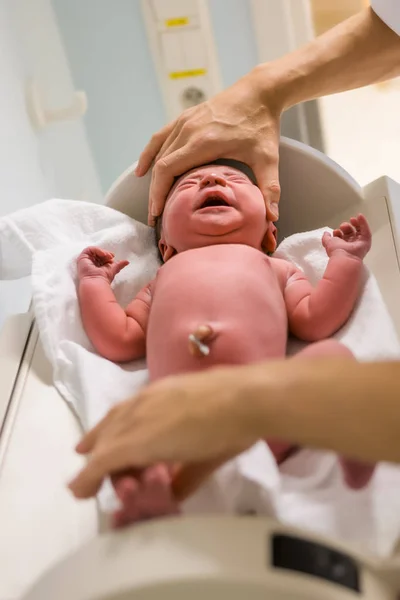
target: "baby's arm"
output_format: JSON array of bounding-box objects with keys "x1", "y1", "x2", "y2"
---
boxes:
[
  {"x1": 77, "y1": 247, "x2": 152, "y2": 362},
  {"x1": 283, "y1": 215, "x2": 371, "y2": 341}
]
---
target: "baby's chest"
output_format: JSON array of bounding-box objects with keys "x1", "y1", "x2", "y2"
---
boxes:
[{"x1": 152, "y1": 252, "x2": 285, "y2": 318}]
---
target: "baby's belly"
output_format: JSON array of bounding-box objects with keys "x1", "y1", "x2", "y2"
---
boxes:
[{"x1": 147, "y1": 246, "x2": 288, "y2": 381}]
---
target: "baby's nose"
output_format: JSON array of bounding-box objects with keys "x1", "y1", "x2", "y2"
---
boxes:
[{"x1": 199, "y1": 173, "x2": 227, "y2": 188}]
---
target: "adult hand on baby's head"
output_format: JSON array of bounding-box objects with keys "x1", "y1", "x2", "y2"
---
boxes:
[
  {"x1": 322, "y1": 214, "x2": 372, "y2": 260},
  {"x1": 68, "y1": 365, "x2": 264, "y2": 500},
  {"x1": 136, "y1": 70, "x2": 282, "y2": 226},
  {"x1": 77, "y1": 247, "x2": 129, "y2": 284}
]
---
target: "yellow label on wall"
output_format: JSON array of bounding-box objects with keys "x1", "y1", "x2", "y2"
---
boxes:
[
  {"x1": 165, "y1": 17, "x2": 189, "y2": 27},
  {"x1": 169, "y1": 68, "x2": 207, "y2": 79}
]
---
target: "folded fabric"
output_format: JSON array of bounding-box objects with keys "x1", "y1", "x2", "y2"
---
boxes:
[
  {"x1": 1, "y1": 200, "x2": 159, "y2": 427},
  {"x1": 1, "y1": 198, "x2": 400, "y2": 557},
  {"x1": 275, "y1": 230, "x2": 400, "y2": 360}
]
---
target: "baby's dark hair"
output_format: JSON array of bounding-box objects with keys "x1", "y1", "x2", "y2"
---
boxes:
[{"x1": 153, "y1": 159, "x2": 258, "y2": 262}]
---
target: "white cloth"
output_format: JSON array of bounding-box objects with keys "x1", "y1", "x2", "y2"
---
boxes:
[
  {"x1": 0, "y1": 199, "x2": 160, "y2": 428},
  {"x1": 1, "y1": 198, "x2": 400, "y2": 557},
  {"x1": 275, "y1": 229, "x2": 400, "y2": 361},
  {"x1": 372, "y1": 0, "x2": 400, "y2": 35}
]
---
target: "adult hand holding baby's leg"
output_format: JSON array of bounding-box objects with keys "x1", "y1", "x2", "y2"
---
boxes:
[
  {"x1": 69, "y1": 367, "x2": 260, "y2": 500},
  {"x1": 112, "y1": 459, "x2": 232, "y2": 528}
]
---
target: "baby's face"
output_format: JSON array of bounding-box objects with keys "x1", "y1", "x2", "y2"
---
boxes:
[{"x1": 159, "y1": 164, "x2": 271, "y2": 257}]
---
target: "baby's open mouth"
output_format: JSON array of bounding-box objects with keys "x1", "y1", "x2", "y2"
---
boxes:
[{"x1": 199, "y1": 196, "x2": 230, "y2": 209}]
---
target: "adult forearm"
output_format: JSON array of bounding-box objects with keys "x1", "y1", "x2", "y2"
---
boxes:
[
  {"x1": 252, "y1": 7, "x2": 400, "y2": 111},
  {"x1": 250, "y1": 358, "x2": 400, "y2": 464}
]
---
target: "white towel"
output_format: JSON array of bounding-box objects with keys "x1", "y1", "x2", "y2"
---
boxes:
[
  {"x1": 0, "y1": 200, "x2": 160, "y2": 428},
  {"x1": 1, "y1": 198, "x2": 400, "y2": 557}
]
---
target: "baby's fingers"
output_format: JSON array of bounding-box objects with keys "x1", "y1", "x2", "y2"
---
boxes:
[
  {"x1": 356, "y1": 213, "x2": 371, "y2": 238},
  {"x1": 339, "y1": 222, "x2": 355, "y2": 236},
  {"x1": 84, "y1": 247, "x2": 114, "y2": 266},
  {"x1": 97, "y1": 248, "x2": 114, "y2": 259},
  {"x1": 86, "y1": 246, "x2": 113, "y2": 259},
  {"x1": 332, "y1": 228, "x2": 344, "y2": 239},
  {"x1": 96, "y1": 249, "x2": 115, "y2": 264},
  {"x1": 322, "y1": 231, "x2": 332, "y2": 248}
]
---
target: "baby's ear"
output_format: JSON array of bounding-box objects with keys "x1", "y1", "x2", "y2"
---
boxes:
[
  {"x1": 262, "y1": 222, "x2": 277, "y2": 253},
  {"x1": 158, "y1": 240, "x2": 177, "y2": 262}
]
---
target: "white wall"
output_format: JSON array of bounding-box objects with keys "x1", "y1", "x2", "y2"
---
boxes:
[
  {"x1": 0, "y1": 2, "x2": 47, "y2": 326},
  {"x1": 0, "y1": 0, "x2": 103, "y2": 328},
  {"x1": 51, "y1": 0, "x2": 167, "y2": 193},
  {"x1": 52, "y1": 0, "x2": 324, "y2": 194},
  {"x1": 208, "y1": 0, "x2": 259, "y2": 87},
  {"x1": 8, "y1": 0, "x2": 102, "y2": 203},
  {"x1": 51, "y1": 0, "x2": 263, "y2": 192}
]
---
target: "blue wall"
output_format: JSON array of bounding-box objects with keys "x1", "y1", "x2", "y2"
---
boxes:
[
  {"x1": 209, "y1": 0, "x2": 258, "y2": 87},
  {"x1": 52, "y1": 0, "x2": 259, "y2": 193}
]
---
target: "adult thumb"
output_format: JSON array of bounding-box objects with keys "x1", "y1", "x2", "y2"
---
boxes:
[{"x1": 253, "y1": 159, "x2": 280, "y2": 222}]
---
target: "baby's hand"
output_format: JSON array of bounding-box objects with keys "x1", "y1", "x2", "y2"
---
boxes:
[
  {"x1": 77, "y1": 246, "x2": 129, "y2": 283},
  {"x1": 322, "y1": 214, "x2": 371, "y2": 260}
]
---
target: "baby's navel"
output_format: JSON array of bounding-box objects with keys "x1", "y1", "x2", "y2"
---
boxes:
[{"x1": 188, "y1": 324, "x2": 214, "y2": 357}]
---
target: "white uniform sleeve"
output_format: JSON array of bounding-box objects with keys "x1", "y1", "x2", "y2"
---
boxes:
[{"x1": 371, "y1": 0, "x2": 400, "y2": 35}]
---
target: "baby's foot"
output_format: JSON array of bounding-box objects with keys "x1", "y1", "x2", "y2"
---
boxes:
[
  {"x1": 112, "y1": 464, "x2": 180, "y2": 528},
  {"x1": 267, "y1": 439, "x2": 298, "y2": 464},
  {"x1": 339, "y1": 457, "x2": 375, "y2": 490}
]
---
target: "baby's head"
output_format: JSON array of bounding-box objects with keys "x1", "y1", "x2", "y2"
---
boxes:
[{"x1": 155, "y1": 159, "x2": 277, "y2": 262}]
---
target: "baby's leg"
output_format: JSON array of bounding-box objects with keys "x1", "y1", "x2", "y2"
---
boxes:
[
  {"x1": 295, "y1": 340, "x2": 375, "y2": 489},
  {"x1": 112, "y1": 464, "x2": 179, "y2": 528}
]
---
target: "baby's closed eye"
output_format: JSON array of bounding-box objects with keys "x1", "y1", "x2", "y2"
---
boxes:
[{"x1": 177, "y1": 178, "x2": 200, "y2": 189}]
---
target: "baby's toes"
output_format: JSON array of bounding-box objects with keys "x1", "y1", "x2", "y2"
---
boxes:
[
  {"x1": 112, "y1": 503, "x2": 142, "y2": 528},
  {"x1": 143, "y1": 464, "x2": 171, "y2": 486},
  {"x1": 340, "y1": 457, "x2": 375, "y2": 490},
  {"x1": 113, "y1": 475, "x2": 139, "y2": 504},
  {"x1": 111, "y1": 478, "x2": 143, "y2": 528},
  {"x1": 141, "y1": 465, "x2": 179, "y2": 517}
]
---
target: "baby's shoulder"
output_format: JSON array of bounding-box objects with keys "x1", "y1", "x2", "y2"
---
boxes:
[
  {"x1": 268, "y1": 255, "x2": 295, "y2": 273},
  {"x1": 268, "y1": 256, "x2": 297, "y2": 286}
]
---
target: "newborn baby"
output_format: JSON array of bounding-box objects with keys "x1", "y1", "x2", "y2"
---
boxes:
[{"x1": 77, "y1": 160, "x2": 374, "y2": 526}]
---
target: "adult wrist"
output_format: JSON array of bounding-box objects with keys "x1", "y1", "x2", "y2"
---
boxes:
[
  {"x1": 237, "y1": 360, "x2": 290, "y2": 440},
  {"x1": 247, "y1": 63, "x2": 288, "y2": 115}
]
